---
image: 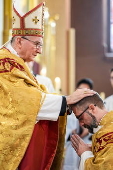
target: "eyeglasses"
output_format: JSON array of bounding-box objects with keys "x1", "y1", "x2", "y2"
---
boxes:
[
  {"x1": 21, "y1": 37, "x2": 43, "y2": 48},
  {"x1": 76, "y1": 104, "x2": 96, "y2": 120},
  {"x1": 76, "y1": 106, "x2": 89, "y2": 120}
]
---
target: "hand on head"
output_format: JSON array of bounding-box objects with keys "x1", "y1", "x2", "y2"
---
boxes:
[{"x1": 66, "y1": 88, "x2": 96, "y2": 105}]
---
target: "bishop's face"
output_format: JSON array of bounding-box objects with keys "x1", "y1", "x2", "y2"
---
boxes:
[{"x1": 19, "y1": 36, "x2": 43, "y2": 62}]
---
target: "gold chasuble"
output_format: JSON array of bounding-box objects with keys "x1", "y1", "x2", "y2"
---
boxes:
[
  {"x1": 85, "y1": 111, "x2": 113, "y2": 170},
  {"x1": 0, "y1": 48, "x2": 66, "y2": 170}
]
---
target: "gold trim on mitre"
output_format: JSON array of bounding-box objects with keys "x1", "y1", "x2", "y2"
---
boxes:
[{"x1": 12, "y1": 2, "x2": 45, "y2": 37}]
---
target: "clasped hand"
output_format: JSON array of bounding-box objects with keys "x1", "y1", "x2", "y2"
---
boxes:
[{"x1": 71, "y1": 134, "x2": 92, "y2": 156}]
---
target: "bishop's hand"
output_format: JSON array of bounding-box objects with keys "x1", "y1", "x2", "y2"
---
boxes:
[{"x1": 66, "y1": 88, "x2": 96, "y2": 105}]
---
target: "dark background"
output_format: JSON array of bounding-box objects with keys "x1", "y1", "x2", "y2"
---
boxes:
[{"x1": 71, "y1": 0, "x2": 113, "y2": 97}]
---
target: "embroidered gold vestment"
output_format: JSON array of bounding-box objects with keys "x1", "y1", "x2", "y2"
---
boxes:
[
  {"x1": 85, "y1": 111, "x2": 113, "y2": 170},
  {"x1": 0, "y1": 48, "x2": 66, "y2": 170}
]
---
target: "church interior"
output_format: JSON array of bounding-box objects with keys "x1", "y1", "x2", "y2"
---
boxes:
[{"x1": 0, "y1": 0, "x2": 113, "y2": 98}]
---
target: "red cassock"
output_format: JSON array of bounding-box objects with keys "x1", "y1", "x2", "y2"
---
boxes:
[{"x1": 18, "y1": 120, "x2": 59, "y2": 170}]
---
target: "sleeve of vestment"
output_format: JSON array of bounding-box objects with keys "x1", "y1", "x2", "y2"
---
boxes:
[
  {"x1": 79, "y1": 151, "x2": 94, "y2": 170},
  {"x1": 37, "y1": 94, "x2": 66, "y2": 121},
  {"x1": 84, "y1": 126, "x2": 113, "y2": 170},
  {"x1": 84, "y1": 145, "x2": 113, "y2": 170}
]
